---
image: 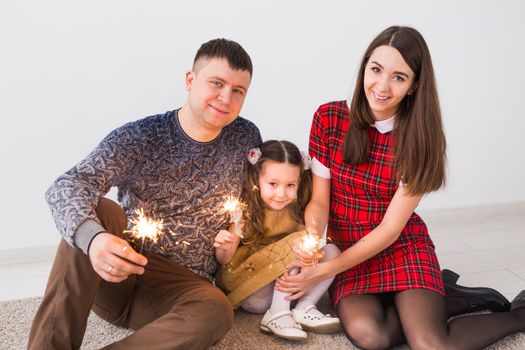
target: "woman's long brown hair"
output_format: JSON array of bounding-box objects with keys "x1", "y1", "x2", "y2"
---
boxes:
[
  {"x1": 241, "y1": 140, "x2": 312, "y2": 243},
  {"x1": 343, "y1": 26, "x2": 446, "y2": 195}
]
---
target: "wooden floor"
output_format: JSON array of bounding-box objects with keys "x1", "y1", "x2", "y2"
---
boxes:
[{"x1": 1, "y1": 202, "x2": 524, "y2": 302}]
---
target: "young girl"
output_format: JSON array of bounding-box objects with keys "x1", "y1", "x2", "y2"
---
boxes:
[
  {"x1": 276, "y1": 26, "x2": 525, "y2": 349},
  {"x1": 214, "y1": 140, "x2": 341, "y2": 341}
]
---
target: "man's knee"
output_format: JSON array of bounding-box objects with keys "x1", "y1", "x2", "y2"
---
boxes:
[
  {"x1": 189, "y1": 287, "x2": 234, "y2": 335},
  {"x1": 95, "y1": 197, "x2": 127, "y2": 237},
  {"x1": 209, "y1": 289, "x2": 234, "y2": 329}
]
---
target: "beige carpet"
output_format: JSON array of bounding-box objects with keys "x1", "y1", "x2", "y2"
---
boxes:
[{"x1": 2, "y1": 296, "x2": 524, "y2": 349}]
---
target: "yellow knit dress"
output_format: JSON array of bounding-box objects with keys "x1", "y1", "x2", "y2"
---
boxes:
[{"x1": 215, "y1": 205, "x2": 305, "y2": 308}]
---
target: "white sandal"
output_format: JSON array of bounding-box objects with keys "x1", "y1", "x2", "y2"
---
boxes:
[
  {"x1": 292, "y1": 304, "x2": 341, "y2": 333},
  {"x1": 260, "y1": 309, "x2": 307, "y2": 341}
]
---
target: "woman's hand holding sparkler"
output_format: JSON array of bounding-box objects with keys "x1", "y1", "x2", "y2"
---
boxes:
[{"x1": 88, "y1": 233, "x2": 148, "y2": 283}]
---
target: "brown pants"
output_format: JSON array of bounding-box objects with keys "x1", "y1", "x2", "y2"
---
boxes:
[{"x1": 28, "y1": 198, "x2": 233, "y2": 350}]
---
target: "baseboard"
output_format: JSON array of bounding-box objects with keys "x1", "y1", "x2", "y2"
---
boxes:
[
  {"x1": 418, "y1": 201, "x2": 525, "y2": 221},
  {"x1": 0, "y1": 245, "x2": 58, "y2": 268}
]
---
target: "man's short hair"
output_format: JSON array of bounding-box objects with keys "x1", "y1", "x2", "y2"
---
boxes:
[{"x1": 193, "y1": 38, "x2": 253, "y2": 76}]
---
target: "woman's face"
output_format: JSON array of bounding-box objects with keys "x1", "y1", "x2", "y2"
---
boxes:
[{"x1": 363, "y1": 45, "x2": 416, "y2": 121}]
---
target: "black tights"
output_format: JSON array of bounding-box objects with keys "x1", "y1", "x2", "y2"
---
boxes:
[{"x1": 337, "y1": 289, "x2": 525, "y2": 350}]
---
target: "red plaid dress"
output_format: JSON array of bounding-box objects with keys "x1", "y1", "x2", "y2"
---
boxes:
[{"x1": 309, "y1": 100, "x2": 445, "y2": 307}]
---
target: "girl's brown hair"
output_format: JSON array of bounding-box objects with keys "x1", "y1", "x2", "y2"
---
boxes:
[
  {"x1": 343, "y1": 26, "x2": 446, "y2": 195},
  {"x1": 241, "y1": 140, "x2": 312, "y2": 243}
]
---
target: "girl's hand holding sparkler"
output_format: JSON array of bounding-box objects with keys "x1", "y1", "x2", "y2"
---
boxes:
[
  {"x1": 88, "y1": 232, "x2": 148, "y2": 283},
  {"x1": 214, "y1": 228, "x2": 241, "y2": 265},
  {"x1": 292, "y1": 231, "x2": 324, "y2": 266},
  {"x1": 221, "y1": 195, "x2": 245, "y2": 239}
]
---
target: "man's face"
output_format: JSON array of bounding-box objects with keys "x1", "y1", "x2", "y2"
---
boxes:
[{"x1": 185, "y1": 58, "x2": 251, "y2": 133}]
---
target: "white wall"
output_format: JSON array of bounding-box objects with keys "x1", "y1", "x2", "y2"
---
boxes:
[{"x1": 1, "y1": 0, "x2": 524, "y2": 249}]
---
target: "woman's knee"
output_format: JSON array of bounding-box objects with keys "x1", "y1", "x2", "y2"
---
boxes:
[
  {"x1": 406, "y1": 334, "x2": 451, "y2": 350},
  {"x1": 342, "y1": 318, "x2": 392, "y2": 350}
]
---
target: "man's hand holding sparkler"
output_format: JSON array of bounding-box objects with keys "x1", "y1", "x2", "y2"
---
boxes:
[{"x1": 89, "y1": 233, "x2": 148, "y2": 283}]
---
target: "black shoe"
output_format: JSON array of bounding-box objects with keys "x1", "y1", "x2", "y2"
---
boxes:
[
  {"x1": 442, "y1": 269, "x2": 511, "y2": 313},
  {"x1": 442, "y1": 268, "x2": 460, "y2": 285},
  {"x1": 511, "y1": 290, "x2": 525, "y2": 311}
]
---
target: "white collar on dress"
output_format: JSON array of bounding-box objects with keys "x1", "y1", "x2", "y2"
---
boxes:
[
  {"x1": 345, "y1": 100, "x2": 395, "y2": 134},
  {"x1": 373, "y1": 115, "x2": 395, "y2": 134}
]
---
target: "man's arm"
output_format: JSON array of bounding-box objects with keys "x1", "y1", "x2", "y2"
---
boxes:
[{"x1": 46, "y1": 124, "x2": 139, "y2": 254}]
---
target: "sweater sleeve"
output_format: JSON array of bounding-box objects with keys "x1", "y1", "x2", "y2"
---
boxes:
[{"x1": 45, "y1": 124, "x2": 138, "y2": 253}]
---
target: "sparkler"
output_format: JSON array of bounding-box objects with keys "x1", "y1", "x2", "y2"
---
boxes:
[
  {"x1": 127, "y1": 208, "x2": 164, "y2": 254},
  {"x1": 221, "y1": 194, "x2": 245, "y2": 238},
  {"x1": 298, "y1": 228, "x2": 322, "y2": 264}
]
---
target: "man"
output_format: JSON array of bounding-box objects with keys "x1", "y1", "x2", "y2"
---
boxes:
[{"x1": 28, "y1": 38, "x2": 261, "y2": 349}]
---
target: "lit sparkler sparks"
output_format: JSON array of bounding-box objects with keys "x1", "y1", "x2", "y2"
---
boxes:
[
  {"x1": 221, "y1": 194, "x2": 245, "y2": 238},
  {"x1": 298, "y1": 229, "x2": 322, "y2": 263},
  {"x1": 127, "y1": 208, "x2": 164, "y2": 253}
]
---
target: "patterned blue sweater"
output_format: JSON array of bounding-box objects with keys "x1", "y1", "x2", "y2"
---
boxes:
[{"x1": 45, "y1": 110, "x2": 261, "y2": 280}]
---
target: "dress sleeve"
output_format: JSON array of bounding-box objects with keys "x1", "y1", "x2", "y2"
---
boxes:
[
  {"x1": 311, "y1": 157, "x2": 331, "y2": 179},
  {"x1": 308, "y1": 107, "x2": 331, "y2": 171}
]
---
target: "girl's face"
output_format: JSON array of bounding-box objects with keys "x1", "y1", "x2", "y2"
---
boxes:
[
  {"x1": 258, "y1": 160, "x2": 301, "y2": 211},
  {"x1": 363, "y1": 45, "x2": 416, "y2": 121}
]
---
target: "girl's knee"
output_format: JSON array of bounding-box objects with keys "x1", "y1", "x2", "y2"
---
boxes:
[
  {"x1": 322, "y1": 243, "x2": 341, "y2": 261},
  {"x1": 241, "y1": 294, "x2": 272, "y2": 314}
]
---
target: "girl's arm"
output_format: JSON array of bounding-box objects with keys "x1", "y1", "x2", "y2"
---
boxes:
[
  {"x1": 214, "y1": 223, "x2": 242, "y2": 265},
  {"x1": 304, "y1": 174, "x2": 331, "y2": 236},
  {"x1": 278, "y1": 185, "x2": 423, "y2": 299},
  {"x1": 293, "y1": 173, "x2": 330, "y2": 265}
]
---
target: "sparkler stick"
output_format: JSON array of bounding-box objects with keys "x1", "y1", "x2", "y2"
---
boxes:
[
  {"x1": 221, "y1": 194, "x2": 245, "y2": 238},
  {"x1": 127, "y1": 208, "x2": 164, "y2": 254}
]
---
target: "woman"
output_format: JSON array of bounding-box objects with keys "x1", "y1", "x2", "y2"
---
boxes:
[{"x1": 277, "y1": 26, "x2": 525, "y2": 349}]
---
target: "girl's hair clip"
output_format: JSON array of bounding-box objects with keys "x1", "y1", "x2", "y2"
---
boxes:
[
  {"x1": 247, "y1": 147, "x2": 262, "y2": 165},
  {"x1": 301, "y1": 152, "x2": 312, "y2": 170}
]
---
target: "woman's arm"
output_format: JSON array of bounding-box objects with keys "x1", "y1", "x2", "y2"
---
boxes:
[
  {"x1": 277, "y1": 185, "x2": 423, "y2": 299},
  {"x1": 323, "y1": 186, "x2": 423, "y2": 276}
]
